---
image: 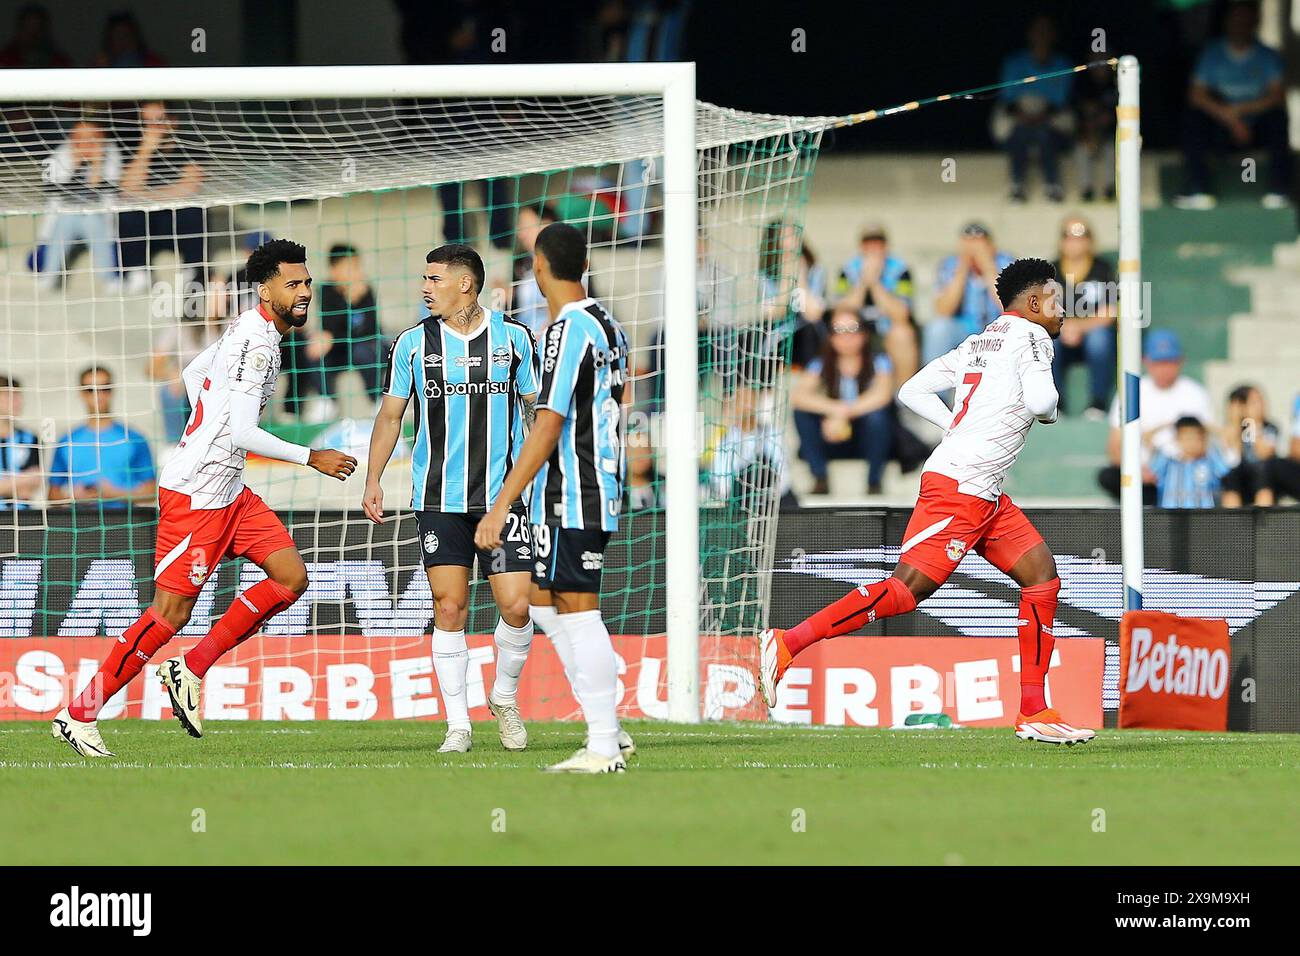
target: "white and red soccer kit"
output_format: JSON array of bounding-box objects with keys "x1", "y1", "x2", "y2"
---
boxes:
[
  {"x1": 153, "y1": 304, "x2": 310, "y2": 596},
  {"x1": 895, "y1": 311, "x2": 1059, "y2": 583}
]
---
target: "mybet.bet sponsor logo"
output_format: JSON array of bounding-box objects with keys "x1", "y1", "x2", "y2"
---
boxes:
[{"x1": 50, "y1": 886, "x2": 151, "y2": 936}]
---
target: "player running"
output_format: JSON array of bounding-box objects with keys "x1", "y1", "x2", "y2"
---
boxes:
[
  {"x1": 759, "y1": 258, "x2": 1095, "y2": 746},
  {"x1": 363, "y1": 244, "x2": 539, "y2": 754},
  {"x1": 475, "y1": 222, "x2": 634, "y2": 773},
  {"x1": 52, "y1": 239, "x2": 357, "y2": 757}
]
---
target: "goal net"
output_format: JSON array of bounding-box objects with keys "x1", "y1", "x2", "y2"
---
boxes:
[{"x1": 0, "y1": 70, "x2": 829, "y2": 724}]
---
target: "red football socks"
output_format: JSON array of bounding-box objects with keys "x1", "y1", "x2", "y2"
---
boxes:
[
  {"x1": 185, "y1": 578, "x2": 300, "y2": 678},
  {"x1": 784, "y1": 576, "x2": 918, "y2": 657},
  {"x1": 1017, "y1": 577, "x2": 1060, "y2": 715},
  {"x1": 68, "y1": 609, "x2": 177, "y2": 721}
]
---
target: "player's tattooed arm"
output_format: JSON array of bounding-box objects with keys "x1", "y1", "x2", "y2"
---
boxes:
[{"x1": 521, "y1": 392, "x2": 537, "y2": 429}]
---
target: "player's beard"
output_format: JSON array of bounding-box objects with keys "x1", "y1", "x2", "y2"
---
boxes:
[{"x1": 276, "y1": 300, "x2": 311, "y2": 328}]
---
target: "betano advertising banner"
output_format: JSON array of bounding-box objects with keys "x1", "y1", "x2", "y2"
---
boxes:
[{"x1": 1119, "y1": 611, "x2": 1230, "y2": 731}]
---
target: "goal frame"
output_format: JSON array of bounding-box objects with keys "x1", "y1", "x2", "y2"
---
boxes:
[{"x1": 3, "y1": 62, "x2": 703, "y2": 723}]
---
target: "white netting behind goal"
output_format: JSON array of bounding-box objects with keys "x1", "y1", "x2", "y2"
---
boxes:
[{"x1": 0, "y1": 91, "x2": 829, "y2": 724}]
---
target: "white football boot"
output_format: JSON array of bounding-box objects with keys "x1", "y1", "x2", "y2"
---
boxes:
[
  {"x1": 158, "y1": 657, "x2": 203, "y2": 738},
  {"x1": 545, "y1": 747, "x2": 627, "y2": 774},
  {"x1": 438, "y1": 727, "x2": 473, "y2": 753},
  {"x1": 51, "y1": 707, "x2": 115, "y2": 758},
  {"x1": 758, "y1": 628, "x2": 783, "y2": 708},
  {"x1": 618, "y1": 729, "x2": 636, "y2": 758},
  {"x1": 1014, "y1": 708, "x2": 1096, "y2": 746},
  {"x1": 486, "y1": 694, "x2": 528, "y2": 752}
]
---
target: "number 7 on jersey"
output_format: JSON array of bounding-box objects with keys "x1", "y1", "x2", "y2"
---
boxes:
[{"x1": 950, "y1": 372, "x2": 982, "y2": 429}]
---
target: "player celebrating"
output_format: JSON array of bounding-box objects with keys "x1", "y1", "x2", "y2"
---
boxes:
[
  {"x1": 52, "y1": 239, "x2": 358, "y2": 757},
  {"x1": 476, "y1": 222, "x2": 633, "y2": 773},
  {"x1": 364, "y1": 245, "x2": 539, "y2": 754},
  {"x1": 760, "y1": 258, "x2": 1095, "y2": 745}
]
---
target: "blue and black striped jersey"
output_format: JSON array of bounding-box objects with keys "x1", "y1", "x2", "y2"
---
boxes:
[
  {"x1": 532, "y1": 297, "x2": 628, "y2": 532},
  {"x1": 384, "y1": 310, "x2": 538, "y2": 513}
]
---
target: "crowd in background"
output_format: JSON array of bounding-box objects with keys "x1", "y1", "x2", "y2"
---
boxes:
[{"x1": 1, "y1": 1, "x2": 1298, "y2": 514}]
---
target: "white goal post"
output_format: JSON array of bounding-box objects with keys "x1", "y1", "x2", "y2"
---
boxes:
[{"x1": 2, "y1": 63, "x2": 703, "y2": 721}]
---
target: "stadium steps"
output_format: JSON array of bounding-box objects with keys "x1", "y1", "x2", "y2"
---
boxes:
[
  {"x1": 1142, "y1": 161, "x2": 1296, "y2": 427},
  {"x1": 1000, "y1": 415, "x2": 1110, "y2": 500}
]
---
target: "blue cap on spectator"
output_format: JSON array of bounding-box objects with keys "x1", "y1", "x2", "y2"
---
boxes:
[
  {"x1": 1144, "y1": 329, "x2": 1183, "y2": 362},
  {"x1": 243, "y1": 230, "x2": 275, "y2": 251}
]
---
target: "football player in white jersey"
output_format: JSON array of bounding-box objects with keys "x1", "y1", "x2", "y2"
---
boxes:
[
  {"x1": 759, "y1": 258, "x2": 1095, "y2": 745},
  {"x1": 53, "y1": 239, "x2": 357, "y2": 757}
]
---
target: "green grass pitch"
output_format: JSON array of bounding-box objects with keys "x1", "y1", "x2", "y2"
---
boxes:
[{"x1": 4, "y1": 720, "x2": 1297, "y2": 865}]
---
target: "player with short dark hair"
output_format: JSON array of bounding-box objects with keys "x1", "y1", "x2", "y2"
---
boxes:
[
  {"x1": 760, "y1": 256, "x2": 1096, "y2": 745},
  {"x1": 53, "y1": 239, "x2": 358, "y2": 758},
  {"x1": 364, "y1": 243, "x2": 540, "y2": 754},
  {"x1": 476, "y1": 221, "x2": 635, "y2": 773}
]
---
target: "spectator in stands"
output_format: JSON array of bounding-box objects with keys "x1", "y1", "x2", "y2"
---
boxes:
[
  {"x1": 639, "y1": 234, "x2": 732, "y2": 418},
  {"x1": 202, "y1": 229, "x2": 270, "y2": 322},
  {"x1": 508, "y1": 203, "x2": 558, "y2": 339},
  {"x1": 1150, "y1": 417, "x2": 1232, "y2": 508},
  {"x1": 1052, "y1": 216, "x2": 1116, "y2": 418},
  {"x1": 928, "y1": 222, "x2": 1014, "y2": 364},
  {"x1": 625, "y1": 426, "x2": 661, "y2": 512},
  {"x1": 789, "y1": 241, "x2": 829, "y2": 370},
  {"x1": 116, "y1": 101, "x2": 206, "y2": 294},
  {"x1": 791, "y1": 309, "x2": 894, "y2": 496},
  {"x1": 280, "y1": 244, "x2": 383, "y2": 423},
  {"x1": 1099, "y1": 329, "x2": 1214, "y2": 504},
  {"x1": 0, "y1": 5, "x2": 71, "y2": 68},
  {"x1": 439, "y1": 180, "x2": 514, "y2": 251},
  {"x1": 38, "y1": 117, "x2": 123, "y2": 291},
  {"x1": 1220, "y1": 384, "x2": 1278, "y2": 506},
  {"x1": 48, "y1": 366, "x2": 155, "y2": 507},
  {"x1": 993, "y1": 14, "x2": 1073, "y2": 203},
  {"x1": 0, "y1": 375, "x2": 42, "y2": 510},
  {"x1": 1175, "y1": 0, "x2": 1291, "y2": 210},
  {"x1": 759, "y1": 220, "x2": 826, "y2": 370},
  {"x1": 1273, "y1": 392, "x2": 1300, "y2": 502},
  {"x1": 93, "y1": 11, "x2": 165, "y2": 68},
  {"x1": 148, "y1": 314, "x2": 225, "y2": 443},
  {"x1": 705, "y1": 384, "x2": 793, "y2": 509},
  {"x1": 1074, "y1": 60, "x2": 1117, "y2": 202},
  {"x1": 835, "y1": 224, "x2": 919, "y2": 381}
]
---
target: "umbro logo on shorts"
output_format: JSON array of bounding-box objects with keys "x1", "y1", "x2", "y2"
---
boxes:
[{"x1": 515, "y1": 546, "x2": 530, "y2": 560}]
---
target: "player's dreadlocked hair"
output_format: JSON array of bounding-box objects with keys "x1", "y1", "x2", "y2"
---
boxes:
[
  {"x1": 995, "y1": 257, "x2": 1058, "y2": 309},
  {"x1": 246, "y1": 238, "x2": 308, "y2": 285}
]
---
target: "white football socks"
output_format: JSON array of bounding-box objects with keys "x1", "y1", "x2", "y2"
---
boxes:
[
  {"x1": 431, "y1": 628, "x2": 470, "y2": 732},
  {"x1": 561, "y1": 609, "x2": 621, "y2": 758},
  {"x1": 491, "y1": 616, "x2": 533, "y2": 705},
  {"x1": 530, "y1": 603, "x2": 579, "y2": 697}
]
